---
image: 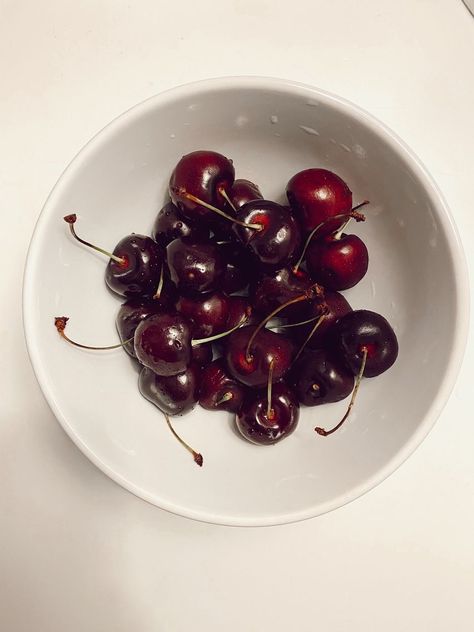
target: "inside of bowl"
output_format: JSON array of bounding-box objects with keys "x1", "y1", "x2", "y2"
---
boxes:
[{"x1": 26, "y1": 81, "x2": 462, "y2": 524}]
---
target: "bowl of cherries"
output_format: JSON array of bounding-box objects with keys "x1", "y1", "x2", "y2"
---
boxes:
[{"x1": 23, "y1": 77, "x2": 468, "y2": 526}]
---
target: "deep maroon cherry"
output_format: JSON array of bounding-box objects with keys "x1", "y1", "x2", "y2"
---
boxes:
[
  {"x1": 289, "y1": 349, "x2": 354, "y2": 406},
  {"x1": 219, "y1": 241, "x2": 255, "y2": 294},
  {"x1": 139, "y1": 362, "x2": 201, "y2": 416},
  {"x1": 229, "y1": 178, "x2": 263, "y2": 209},
  {"x1": 64, "y1": 215, "x2": 165, "y2": 298},
  {"x1": 291, "y1": 290, "x2": 352, "y2": 350},
  {"x1": 191, "y1": 341, "x2": 213, "y2": 368},
  {"x1": 333, "y1": 310, "x2": 399, "y2": 378},
  {"x1": 225, "y1": 325, "x2": 294, "y2": 387},
  {"x1": 250, "y1": 267, "x2": 311, "y2": 319},
  {"x1": 167, "y1": 237, "x2": 224, "y2": 295},
  {"x1": 169, "y1": 150, "x2": 235, "y2": 223},
  {"x1": 199, "y1": 358, "x2": 246, "y2": 413},
  {"x1": 306, "y1": 232, "x2": 369, "y2": 290},
  {"x1": 286, "y1": 168, "x2": 352, "y2": 235},
  {"x1": 116, "y1": 299, "x2": 167, "y2": 357},
  {"x1": 233, "y1": 200, "x2": 301, "y2": 270},
  {"x1": 134, "y1": 312, "x2": 192, "y2": 376},
  {"x1": 225, "y1": 296, "x2": 252, "y2": 329},
  {"x1": 176, "y1": 291, "x2": 229, "y2": 338},
  {"x1": 236, "y1": 382, "x2": 299, "y2": 445},
  {"x1": 152, "y1": 200, "x2": 209, "y2": 247}
]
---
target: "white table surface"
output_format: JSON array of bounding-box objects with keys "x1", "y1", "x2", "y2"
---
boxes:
[{"x1": 1, "y1": 1, "x2": 473, "y2": 630}]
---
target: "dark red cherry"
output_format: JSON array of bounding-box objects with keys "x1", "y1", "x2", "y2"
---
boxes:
[
  {"x1": 116, "y1": 299, "x2": 167, "y2": 357},
  {"x1": 191, "y1": 341, "x2": 213, "y2": 368},
  {"x1": 134, "y1": 312, "x2": 192, "y2": 376},
  {"x1": 169, "y1": 150, "x2": 235, "y2": 223},
  {"x1": 291, "y1": 290, "x2": 352, "y2": 350},
  {"x1": 233, "y1": 200, "x2": 301, "y2": 270},
  {"x1": 225, "y1": 325, "x2": 293, "y2": 387},
  {"x1": 167, "y1": 237, "x2": 224, "y2": 295},
  {"x1": 250, "y1": 267, "x2": 311, "y2": 319},
  {"x1": 139, "y1": 362, "x2": 201, "y2": 416},
  {"x1": 219, "y1": 241, "x2": 254, "y2": 294},
  {"x1": 306, "y1": 232, "x2": 368, "y2": 290},
  {"x1": 199, "y1": 358, "x2": 246, "y2": 413},
  {"x1": 229, "y1": 178, "x2": 263, "y2": 209},
  {"x1": 289, "y1": 349, "x2": 354, "y2": 406},
  {"x1": 176, "y1": 292, "x2": 229, "y2": 338},
  {"x1": 236, "y1": 383, "x2": 299, "y2": 445},
  {"x1": 333, "y1": 310, "x2": 399, "y2": 378},
  {"x1": 152, "y1": 200, "x2": 209, "y2": 247},
  {"x1": 225, "y1": 296, "x2": 252, "y2": 329},
  {"x1": 286, "y1": 169, "x2": 352, "y2": 235}
]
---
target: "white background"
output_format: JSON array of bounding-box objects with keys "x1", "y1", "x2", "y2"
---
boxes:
[{"x1": 1, "y1": 1, "x2": 473, "y2": 630}]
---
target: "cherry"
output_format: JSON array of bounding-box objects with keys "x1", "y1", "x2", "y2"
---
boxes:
[
  {"x1": 219, "y1": 241, "x2": 254, "y2": 294},
  {"x1": 286, "y1": 168, "x2": 352, "y2": 235},
  {"x1": 64, "y1": 215, "x2": 165, "y2": 298},
  {"x1": 139, "y1": 362, "x2": 201, "y2": 416},
  {"x1": 152, "y1": 200, "x2": 209, "y2": 247},
  {"x1": 225, "y1": 296, "x2": 253, "y2": 329},
  {"x1": 167, "y1": 237, "x2": 224, "y2": 295},
  {"x1": 306, "y1": 231, "x2": 369, "y2": 290},
  {"x1": 225, "y1": 325, "x2": 293, "y2": 387},
  {"x1": 289, "y1": 349, "x2": 354, "y2": 406},
  {"x1": 291, "y1": 290, "x2": 352, "y2": 350},
  {"x1": 199, "y1": 358, "x2": 246, "y2": 413},
  {"x1": 250, "y1": 266, "x2": 311, "y2": 319},
  {"x1": 191, "y1": 340, "x2": 213, "y2": 368},
  {"x1": 176, "y1": 291, "x2": 229, "y2": 338},
  {"x1": 134, "y1": 312, "x2": 192, "y2": 376},
  {"x1": 333, "y1": 310, "x2": 398, "y2": 378},
  {"x1": 236, "y1": 382, "x2": 299, "y2": 445},
  {"x1": 116, "y1": 299, "x2": 167, "y2": 357},
  {"x1": 233, "y1": 200, "x2": 301, "y2": 270},
  {"x1": 228, "y1": 178, "x2": 263, "y2": 209}
]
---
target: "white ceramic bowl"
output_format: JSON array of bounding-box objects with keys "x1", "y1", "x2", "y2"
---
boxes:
[{"x1": 23, "y1": 77, "x2": 469, "y2": 526}]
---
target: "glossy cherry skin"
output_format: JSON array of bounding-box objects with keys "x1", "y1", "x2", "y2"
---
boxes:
[
  {"x1": 225, "y1": 325, "x2": 294, "y2": 388},
  {"x1": 225, "y1": 296, "x2": 252, "y2": 329},
  {"x1": 229, "y1": 179, "x2": 263, "y2": 208},
  {"x1": 134, "y1": 312, "x2": 192, "y2": 376},
  {"x1": 306, "y1": 232, "x2": 368, "y2": 290},
  {"x1": 191, "y1": 342, "x2": 213, "y2": 368},
  {"x1": 105, "y1": 234, "x2": 164, "y2": 297},
  {"x1": 199, "y1": 358, "x2": 246, "y2": 413},
  {"x1": 116, "y1": 299, "x2": 167, "y2": 357},
  {"x1": 286, "y1": 169, "x2": 352, "y2": 235},
  {"x1": 333, "y1": 310, "x2": 399, "y2": 378},
  {"x1": 233, "y1": 200, "x2": 301, "y2": 270},
  {"x1": 236, "y1": 383, "x2": 299, "y2": 445},
  {"x1": 169, "y1": 150, "x2": 235, "y2": 223},
  {"x1": 167, "y1": 237, "x2": 224, "y2": 295},
  {"x1": 291, "y1": 290, "x2": 352, "y2": 350},
  {"x1": 152, "y1": 200, "x2": 209, "y2": 247},
  {"x1": 139, "y1": 362, "x2": 201, "y2": 416},
  {"x1": 250, "y1": 267, "x2": 311, "y2": 319},
  {"x1": 219, "y1": 241, "x2": 254, "y2": 294},
  {"x1": 289, "y1": 349, "x2": 354, "y2": 406},
  {"x1": 176, "y1": 291, "x2": 229, "y2": 338}
]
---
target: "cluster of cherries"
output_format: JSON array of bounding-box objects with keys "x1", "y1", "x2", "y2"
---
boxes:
[{"x1": 55, "y1": 150, "x2": 398, "y2": 467}]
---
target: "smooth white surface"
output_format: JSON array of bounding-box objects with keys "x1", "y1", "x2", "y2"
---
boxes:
[
  {"x1": 23, "y1": 77, "x2": 469, "y2": 525},
  {"x1": 1, "y1": 0, "x2": 473, "y2": 628}
]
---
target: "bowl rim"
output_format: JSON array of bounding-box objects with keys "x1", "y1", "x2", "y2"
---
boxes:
[{"x1": 23, "y1": 76, "x2": 470, "y2": 527}]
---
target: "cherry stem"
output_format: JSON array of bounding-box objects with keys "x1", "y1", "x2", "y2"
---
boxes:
[
  {"x1": 164, "y1": 413, "x2": 203, "y2": 467},
  {"x1": 268, "y1": 315, "x2": 323, "y2": 330},
  {"x1": 292, "y1": 311, "x2": 328, "y2": 365},
  {"x1": 315, "y1": 347, "x2": 368, "y2": 437},
  {"x1": 334, "y1": 217, "x2": 352, "y2": 241},
  {"x1": 266, "y1": 358, "x2": 276, "y2": 420},
  {"x1": 292, "y1": 201, "x2": 369, "y2": 273},
  {"x1": 218, "y1": 186, "x2": 237, "y2": 213},
  {"x1": 215, "y1": 392, "x2": 233, "y2": 407},
  {"x1": 191, "y1": 314, "x2": 249, "y2": 347},
  {"x1": 54, "y1": 316, "x2": 133, "y2": 350},
  {"x1": 245, "y1": 285, "x2": 323, "y2": 361},
  {"x1": 153, "y1": 264, "x2": 165, "y2": 299},
  {"x1": 63, "y1": 214, "x2": 126, "y2": 265},
  {"x1": 173, "y1": 188, "x2": 262, "y2": 231}
]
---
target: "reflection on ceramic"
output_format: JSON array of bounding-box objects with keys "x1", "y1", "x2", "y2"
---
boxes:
[{"x1": 23, "y1": 77, "x2": 469, "y2": 526}]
